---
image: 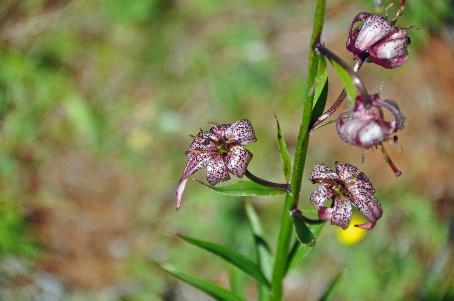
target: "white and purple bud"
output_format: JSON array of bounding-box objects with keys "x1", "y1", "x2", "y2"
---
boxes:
[
  {"x1": 336, "y1": 94, "x2": 406, "y2": 149},
  {"x1": 176, "y1": 119, "x2": 257, "y2": 209},
  {"x1": 309, "y1": 162, "x2": 383, "y2": 230},
  {"x1": 347, "y1": 12, "x2": 410, "y2": 69}
]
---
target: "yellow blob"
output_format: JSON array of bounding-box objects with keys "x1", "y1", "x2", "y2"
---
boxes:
[{"x1": 336, "y1": 214, "x2": 368, "y2": 245}]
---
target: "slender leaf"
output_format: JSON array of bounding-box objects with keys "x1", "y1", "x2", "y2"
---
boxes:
[
  {"x1": 245, "y1": 202, "x2": 272, "y2": 277},
  {"x1": 286, "y1": 223, "x2": 325, "y2": 274},
  {"x1": 179, "y1": 234, "x2": 271, "y2": 288},
  {"x1": 327, "y1": 58, "x2": 357, "y2": 106},
  {"x1": 199, "y1": 180, "x2": 285, "y2": 197},
  {"x1": 311, "y1": 56, "x2": 329, "y2": 123},
  {"x1": 155, "y1": 262, "x2": 244, "y2": 301},
  {"x1": 274, "y1": 116, "x2": 292, "y2": 182},
  {"x1": 229, "y1": 267, "x2": 245, "y2": 298},
  {"x1": 319, "y1": 271, "x2": 344, "y2": 301},
  {"x1": 292, "y1": 214, "x2": 316, "y2": 247}
]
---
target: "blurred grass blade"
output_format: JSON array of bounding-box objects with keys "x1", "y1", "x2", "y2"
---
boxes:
[
  {"x1": 229, "y1": 267, "x2": 245, "y2": 298},
  {"x1": 155, "y1": 262, "x2": 245, "y2": 301},
  {"x1": 274, "y1": 115, "x2": 292, "y2": 182},
  {"x1": 327, "y1": 58, "x2": 356, "y2": 106},
  {"x1": 286, "y1": 224, "x2": 325, "y2": 274},
  {"x1": 318, "y1": 271, "x2": 344, "y2": 301},
  {"x1": 291, "y1": 214, "x2": 316, "y2": 247},
  {"x1": 311, "y1": 56, "x2": 329, "y2": 123},
  {"x1": 245, "y1": 201, "x2": 272, "y2": 279},
  {"x1": 198, "y1": 180, "x2": 285, "y2": 197},
  {"x1": 179, "y1": 234, "x2": 271, "y2": 288}
]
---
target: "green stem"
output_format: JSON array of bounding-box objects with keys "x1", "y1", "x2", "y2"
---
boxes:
[{"x1": 270, "y1": 0, "x2": 326, "y2": 300}]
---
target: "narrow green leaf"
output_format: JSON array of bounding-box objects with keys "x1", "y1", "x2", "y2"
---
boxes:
[
  {"x1": 199, "y1": 180, "x2": 285, "y2": 197},
  {"x1": 285, "y1": 223, "x2": 325, "y2": 275},
  {"x1": 245, "y1": 202, "x2": 272, "y2": 278},
  {"x1": 328, "y1": 58, "x2": 357, "y2": 106},
  {"x1": 311, "y1": 56, "x2": 329, "y2": 123},
  {"x1": 292, "y1": 214, "x2": 316, "y2": 247},
  {"x1": 229, "y1": 267, "x2": 245, "y2": 298},
  {"x1": 155, "y1": 262, "x2": 245, "y2": 301},
  {"x1": 319, "y1": 270, "x2": 344, "y2": 301},
  {"x1": 274, "y1": 116, "x2": 292, "y2": 182},
  {"x1": 179, "y1": 234, "x2": 271, "y2": 288}
]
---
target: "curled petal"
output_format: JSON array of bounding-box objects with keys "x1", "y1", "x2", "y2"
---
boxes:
[
  {"x1": 354, "y1": 14, "x2": 394, "y2": 52},
  {"x1": 335, "y1": 161, "x2": 359, "y2": 181},
  {"x1": 330, "y1": 196, "x2": 353, "y2": 229},
  {"x1": 369, "y1": 29, "x2": 409, "y2": 69},
  {"x1": 176, "y1": 153, "x2": 212, "y2": 209},
  {"x1": 206, "y1": 156, "x2": 230, "y2": 186},
  {"x1": 352, "y1": 172, "x2": 376, "y2": 194},
  {"x1": 380, "y1": 99, "x2": 406, "y2": 131},
  {"x1": 310, "y1": 184, "x2": 334, "y2": 209},
  {"x1": 349, "y1": 189, "x2": 383, "y2": 229},
  {"x1": 225, "y1": 119, "x2": 257, "y2": 145},
  {"x1": 310, "y1": 162, "x2": 339, "y2": 183},
  {"x1": 188, "y1": 131, "x2": 218, "y2": 153},
  {"x1": 224, "y1": 146, "x2": 252, "y2": 177},
  {"x1": 209, "y1": 124, "x2": 230, "y2": 140}
]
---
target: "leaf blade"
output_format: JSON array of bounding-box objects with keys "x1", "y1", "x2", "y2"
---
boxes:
[
  {"x1": 199, "y1": 180, "x2": 285, "y2": 197},
  {"x1": 311, "y1": 56, "x2": 329, "y2": 123},
  {"x1": 328, "y1": 58, "x2": 357, "y2": 106},
  {"x1": 319, "y1": 270, "x2": 344, "y2": 301},
  {"x1": 274, "y1": 115, "x2": 292, "y2": 182},
  {"x1": 179, "y1": 234, "x2": 271, "y2": 288},
  {"x1": 155, "y1": 262, "x2": 245, "y2": 301}
]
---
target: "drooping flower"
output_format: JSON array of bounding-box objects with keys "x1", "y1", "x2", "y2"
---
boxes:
[
  {"x1": 309, "y1": 161, "x2": 383, "y2": 230},
  {"x1": 336, "y1": 93, "x2": 406, "y2": 149},
  {"x1": 176, "y1": 119, "x2": 257, "y2": 209},
  {"x1": 346, "y1": 12, "x2": 410, "y2": 69}
]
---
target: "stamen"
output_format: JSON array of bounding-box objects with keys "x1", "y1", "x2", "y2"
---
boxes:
[{"x1": 380, "y1": 143, "x2": 402, "y2": 177}]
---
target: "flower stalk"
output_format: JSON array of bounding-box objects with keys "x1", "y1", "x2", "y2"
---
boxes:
[
  {"x1": 270, "y1": 0, "x2": 326, "y2": 300},
  {"x1": 245, "y1": 170, "x2": 290, "y2": 192}
]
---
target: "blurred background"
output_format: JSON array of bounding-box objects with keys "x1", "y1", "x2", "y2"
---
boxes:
[{"x1": 0, "y1": 0, "x2": 453, "y2": 300}]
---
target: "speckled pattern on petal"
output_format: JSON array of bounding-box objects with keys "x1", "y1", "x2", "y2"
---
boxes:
[
  {"x1": 209, "y1": 124, "x2": 230, "y2": 140},
  {"x1": 188, "y1": 131, "x2": 218, "y2": 153},
  {"x1": 206, "y1": 156, "x2": 230, "y2": 186},
  {"x1": 349, "y1": 188, "x2": 383, "y2": 225},
  {"x1": 224, "y1": 145, "x2": 252, "y2": 177},
  {"x1": 225, "y1": 119, "x2": 257, "y2": 145},
  {"x1": 330, "y1": 196, "x2": 352, "y2": 229},
  {"x1": 354, "y1": 14, "x2": 393, "y2": 51},
  {"x1": 310, "y1": 162, "x2": 339, "y2": 183},
  {"x1": 335, "y1": 161, "x2": 359, "y2": 180},
  {"x1": 310, "y1": 184, "x2": 334, "y2": 209}
]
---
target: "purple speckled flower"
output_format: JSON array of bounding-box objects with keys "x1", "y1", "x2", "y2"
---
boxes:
[
  {"x1": 336, "y1": 94, "x2": 406, "y2": 149},
  {"x1": 176, "y1": 119, "x2": 256, "y2": 209},
  {"x1": 346, "y1": 12, "x2": 410, "y2": 69},
  {"x1": 309, "y1": 162, "x2": 382, "y2": 230}
]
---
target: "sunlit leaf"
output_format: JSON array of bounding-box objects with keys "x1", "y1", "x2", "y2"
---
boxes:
[
  {"x1": 155, "y1": 262, "x2": 245, "y2": 301},
  {"x1": 274, "y1": 116, "x2": 291, "y2": 182},
  {"x1": 199, "y1": 180, "x2": 285, "y2": 197},
  {"x1": 327, "y1": 58, "x2": 357, "y2": 106},
  {"x1": 319, "y1": 270, "x2": 344, "y2": 301},
  {"x1": 311, "y1": 56, "x2": 329, "y2": 123},
  {"x1": 179, "y1": 234, "x2": 271, "y2": 288}
]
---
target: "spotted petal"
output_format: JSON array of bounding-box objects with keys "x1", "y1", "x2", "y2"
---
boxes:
[
  {"x1": 369, "y1": 29, "x2": 409, "y2": 69},
  {"x1": 330, "y1": 196, "x2": 352, "y2": 229},
  {"x1": 349, "y1": 189, "x2": 383, "y2": 229},
  {"x1": 224, "y1": 145, "x2": 252, "y2": 177},
  {"x1": 354, "y1": 14, "x2": 393, "y2": 52},
  {"x1": 206, "y1": 156, "x2": 230, "y2": 186},
  {"x1": 310, "y1": 184, "x2": 334, "y2": 209},
  {"x1": 310, "y1": 162, "x2": 339, "y2": 183},
  {"x1": 335, "y1": 161, "x2": 359, "y2": 181},
  {"x1": 225, "y1": 119, "x2": 257, "y2": 145},
  {"x1": 176, "y1": 153, "x2": 212, "y2": 209},
  {"x1": 187, "y1": 131, "x2": 217, "y2": 153},
  {"x1": 209, "y1": 124, "x2": 230, "y2": 140}
]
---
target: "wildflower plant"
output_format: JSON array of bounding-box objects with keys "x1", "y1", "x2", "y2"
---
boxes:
[{"x1": 156, "y1": 1, "x2": 412, "y2": 300}]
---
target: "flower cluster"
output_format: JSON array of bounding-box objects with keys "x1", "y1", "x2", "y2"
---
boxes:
[{"x1": 177, "y1": 7, "x2": 412, "y2": 232}]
